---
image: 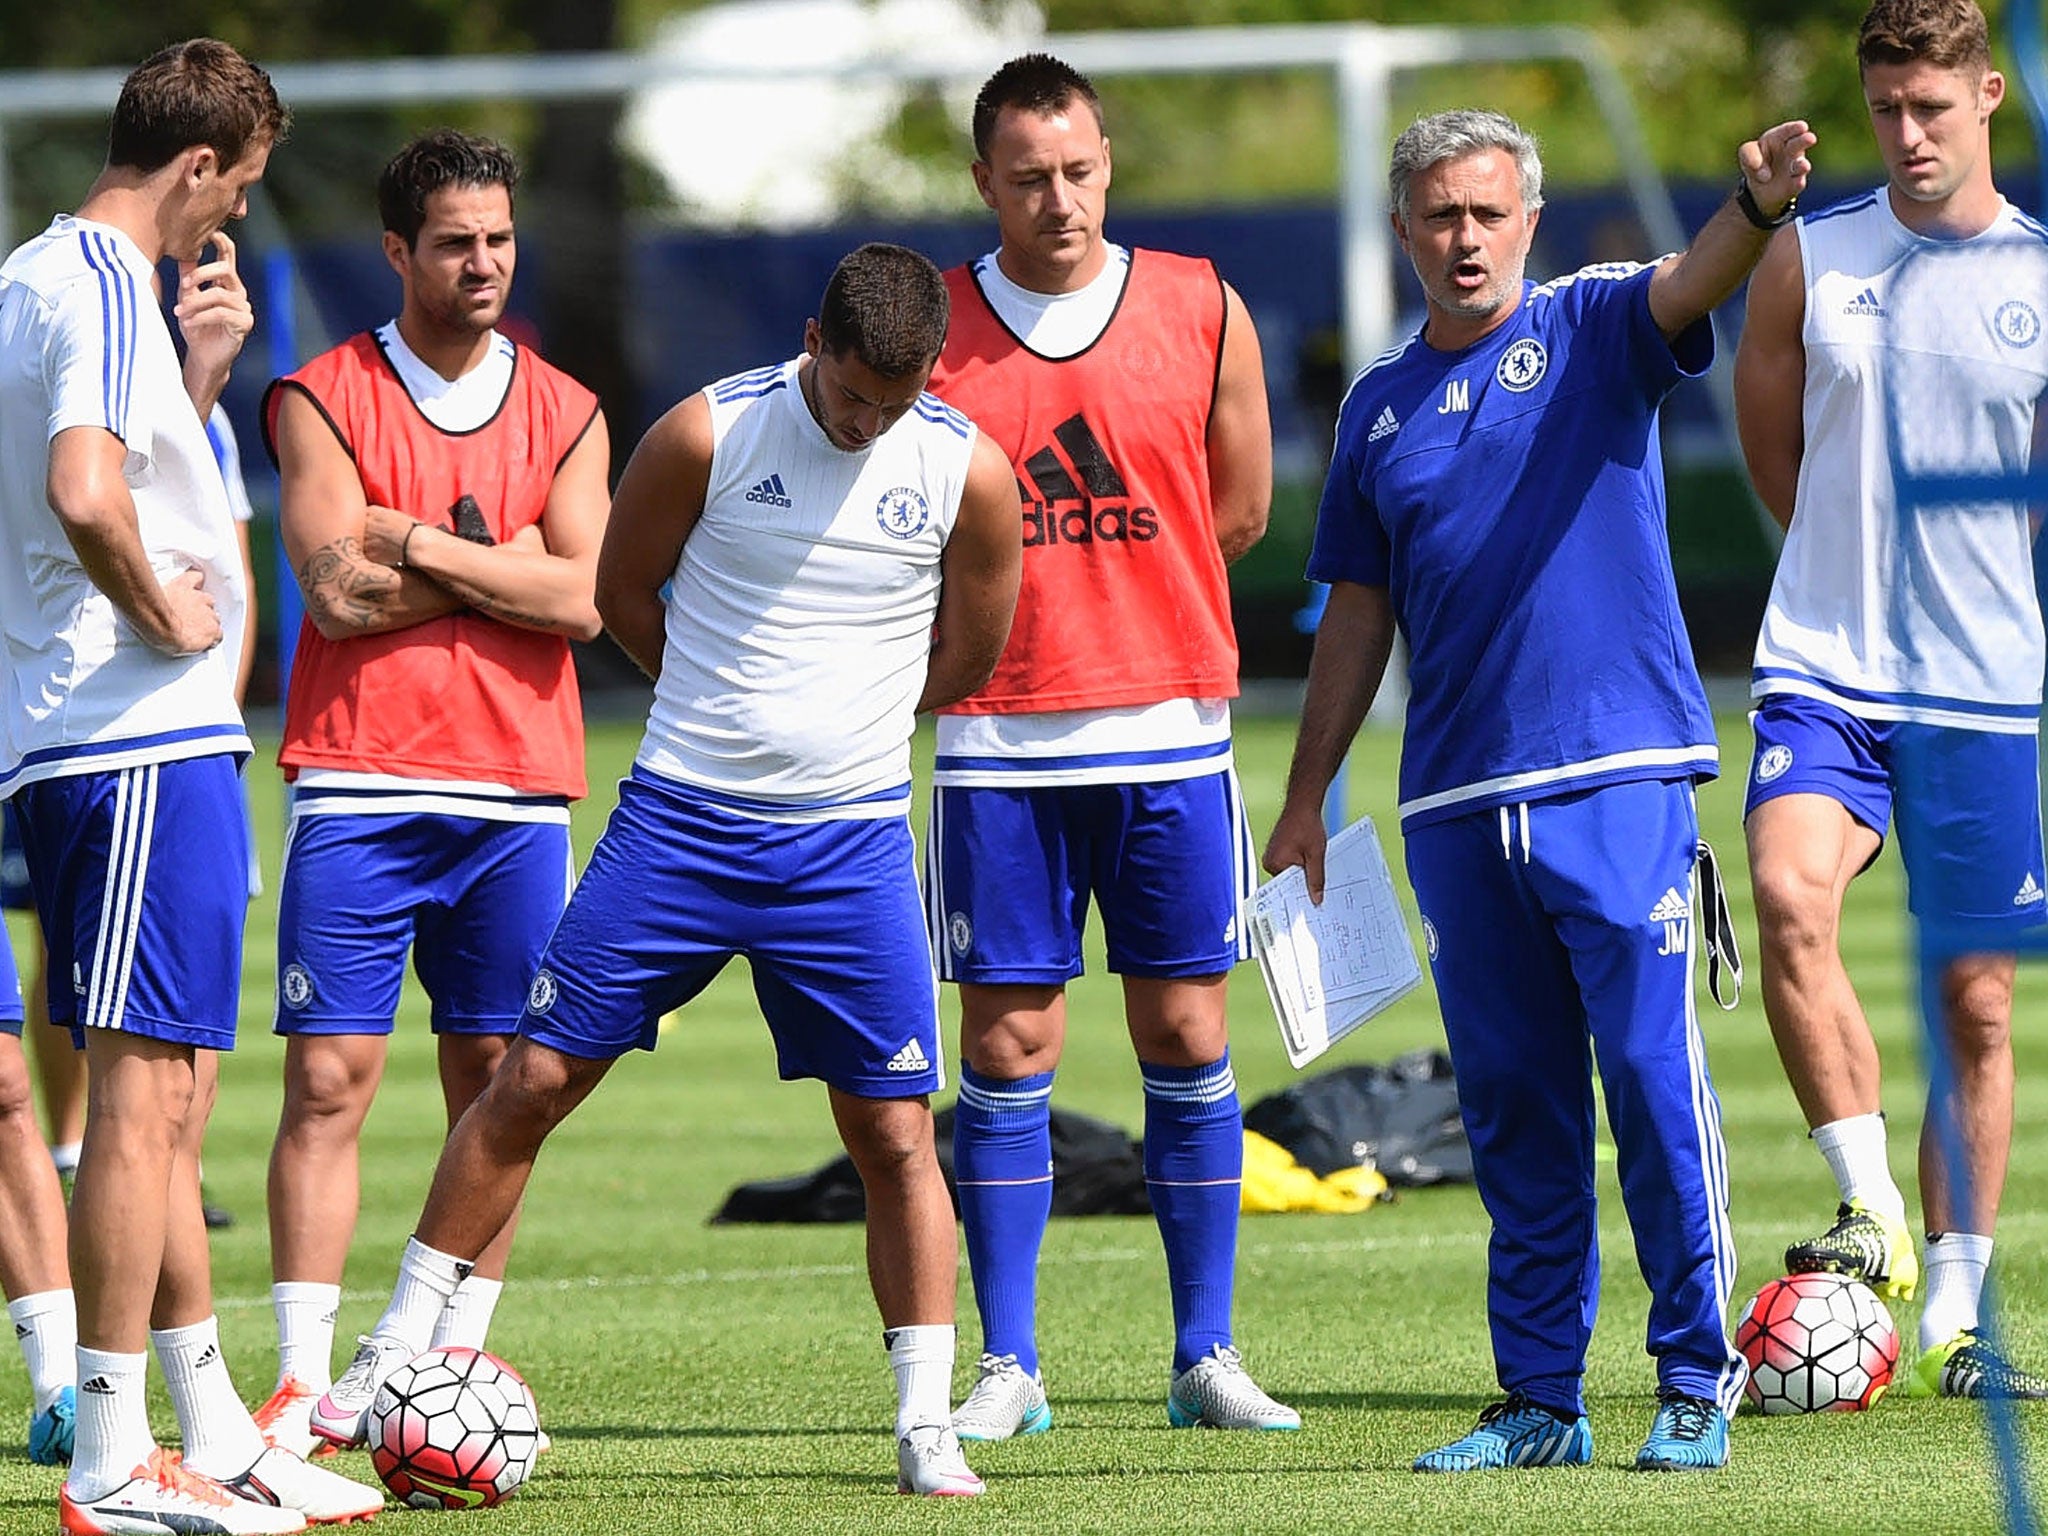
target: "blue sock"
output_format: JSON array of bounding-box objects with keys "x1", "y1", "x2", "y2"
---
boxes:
[
  {"x1": 1142, "y1": 1052, "x2": 1242, "y2": 1375},
  {"x1": 953, "y1": 1065, "x2": 1055, "y2": 1376}
]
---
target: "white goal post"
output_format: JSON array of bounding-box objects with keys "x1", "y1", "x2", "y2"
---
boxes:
[{"x1": 0, "y1": 21, "x2": 1704, "y2": 385}]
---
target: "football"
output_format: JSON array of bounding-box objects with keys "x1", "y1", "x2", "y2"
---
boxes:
[
  {"x1": 1735, "y1": 1273, "x2": 1899, "y2": 1414},
  {"x1": 366, "y1": 1346, "x2": 542, "y2": 1509}
]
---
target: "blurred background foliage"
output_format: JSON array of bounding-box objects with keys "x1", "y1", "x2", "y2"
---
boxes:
[{"x1": 3, "y1": 0, "x2": 2038, "y2": 212}]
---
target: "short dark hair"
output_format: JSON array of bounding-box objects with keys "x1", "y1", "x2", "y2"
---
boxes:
[
  {"x1": 816, "y1": 243, "x2": 949, "y2": 379},
  {"x1": 1858, "y1": 0, "x2": 1991, "y2": 75},
  {"x1": 106, "y1": 38, "x2": 287, "y2": 175},
  {"x1": 971, "y1": 53, "x2": 1104, "y2": 161},
  {"x1": 377, "y1": 129, "x2": 520, "y2": 248}
]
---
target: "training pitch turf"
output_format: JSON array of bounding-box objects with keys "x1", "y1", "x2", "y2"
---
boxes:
[{"x1": 3, "y1": 710, "x2": 2045, "y2": 1533}]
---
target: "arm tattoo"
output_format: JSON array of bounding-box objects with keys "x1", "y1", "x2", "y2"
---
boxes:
[
  {"x1": 431, "y1": 571, "x2": 560, "y2": 632},
  {"x1": 298, "y1": 536, "x2": 400, "y2": 629}
]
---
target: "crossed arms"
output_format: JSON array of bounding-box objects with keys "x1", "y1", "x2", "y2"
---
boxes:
[{"x1": 272, "y1": 385, "x2": 609, "y2": 644}]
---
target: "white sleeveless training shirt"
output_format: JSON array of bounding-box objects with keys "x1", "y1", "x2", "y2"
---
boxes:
[
  {"x1": 637, "y1": 357, "x2": 977, "y2": 818},
  {"x1": 1754, "y1": 190, "x2": 2048, "y2": 731}
]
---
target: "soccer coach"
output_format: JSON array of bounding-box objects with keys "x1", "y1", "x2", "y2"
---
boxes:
[{"x1": 1264, "y1": 107, "x2": 1812, "y2": 1474}]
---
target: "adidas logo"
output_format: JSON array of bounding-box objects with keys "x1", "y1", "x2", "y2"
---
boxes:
[
  {"x1": 1843, "y1": 286, "x2": 1886, "y2": 317},
  {"x1": 81, "y1": 1376, "x2": 115, "y2": 1395},
  {"x1": 885, "y1": 1038, "x2": 931, "y2": 1074},
  {"x1": 13, "y1": 1323, "x2": 29, "y2": 1338},
  {"x1": 1366, "y1": 405, "x2": 1400, "y2": 443},
  {"x1": 2017, "y1": 873, "x2": 2044, "y2": 907},
  {"x1": 454, "y1": 1259, "x2": 476, "y2": 1284},
  {"x1": 1648, "y1": 888, "x2": 1690, "y2": 923},
  {"x1": 1021, "y1": 414, "x2": 1159, "y2": 547},
  {"x1": 744, "y1": 473, "x2": 793, "y2": 508},
  {"x1": 194, "y1": 1344, "x2": 219, "y2": 1369}
]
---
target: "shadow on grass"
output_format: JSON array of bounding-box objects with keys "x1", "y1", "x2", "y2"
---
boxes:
[
  {"x1": 1278, "y1": 1390, "x2": 1489, "y2": 1414},
  {"x1": 539, "y1": 1461, "x2": 1377, "y2": 1494},
  {"x1": 541, "y1": 1423, "x2": 877, "y2": 1441},
  {"x1": 530, "y1": 1469, "x2": 888, "y2": 1492},
  {"x1": 547, "y1": 1389, "x2": 1485, "y2": 1441}
]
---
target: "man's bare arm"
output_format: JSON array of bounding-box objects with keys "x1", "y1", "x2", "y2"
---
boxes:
[
  {"x1": 918, "y1": 431, "x2": 1024, "y2": 713},
  {"x1": 595, "y1": 396, "x2": 712, "y2": 680},
  {"x1": 273, "y1": 386, "x2": 462, "y2": 639},
  {"x1": 1649, "y1": 121, "x2": 1814, "y2": 341},
  {"x1": 47, "y1": 425, "x2": 221, "y2": 656},
  {"x1": 1732, "y1": 228, "x2": 1809, "y2": 531},
  {"x1": 1261, "y1": 582, "x2": 1398, "y2": 901},
  {"x1": 176, "y1": 231, "x2": 253, "y2": 420},
  {"x1": 373, "y1": 414, "x2": 610, "y2": 640},
  {"x1": 1208, "y1": 281, "x2": 1273, "y2": 566}
]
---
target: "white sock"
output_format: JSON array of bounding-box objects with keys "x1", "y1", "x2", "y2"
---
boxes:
[
  {"x1": 67, "y1": 1346, "x2": 156, "y2": 1500},
  {"x1": 272, "y1": 1281, "x2": 341, "y2": 1392},
  {"x1": 1919, "y1": 1232, "x2": 1994, "y2": 1350},
  {"x1": 49, "y1": 1141, "x2": 81, "y2": 1176},
  {"x1": 376, "y1": 1236, "x2": 472, "y2": 1353},
  {"x1": 8, "y1": 1289, "x2": 77, "y2": 1410},
  {"x1": 430, "y1": 1275, "x2": 504, "y2": 1352},
  {"x1": 1811, "y1": 1113, "x2": 1908, "y2": 1224},
  {"x1": 885, "y1": 1324, "x2": 955, "y2": 1436},
  {"x1": 152, "y1": 1316, "x2": 266, "y2": 1478}
]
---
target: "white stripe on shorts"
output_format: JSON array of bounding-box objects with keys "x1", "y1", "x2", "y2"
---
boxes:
[
  {"x1": 1225, "y1": 767, "x2": 1256, "y2": 963},
  {"x1": 924, "y1": 790, "x2": 953, "y2": 983},
  {"x1": 88, "y1": 763, "x2": 157, "y2": 1033}
]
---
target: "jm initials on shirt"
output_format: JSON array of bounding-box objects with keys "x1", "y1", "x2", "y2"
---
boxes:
[{"x1": 1437, "y1": 378, "x2": 1471, "y2": 415}]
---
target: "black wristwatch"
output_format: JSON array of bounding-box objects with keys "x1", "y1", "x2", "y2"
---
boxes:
[{"x1": 1735, "y1": 176, "x2": 1797, "y2": 231}]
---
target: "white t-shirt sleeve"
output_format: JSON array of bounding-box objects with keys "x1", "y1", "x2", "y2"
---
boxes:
[{"x1": 43, "y1": 265, "x2": 151, "y2": 461}]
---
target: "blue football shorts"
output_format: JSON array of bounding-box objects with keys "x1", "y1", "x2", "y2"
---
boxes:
[
  {"x1": 0, "y1": 905, "x2": 21, "y2": 1032},
  {"x1": 2, "y1": 800, "x2": 29, "y2": 911},
  {"x1": 1747, "y1": 693, "x2": 2047, "y2": 930},
  {"x1": 10, "y1": 754, "x2": 249, "y2": 1049},
  {"x1": 519, "y1": 766, "x2": 943, "y2": 1099},
  {"x1": 275, "y1": 808, "x2": 572, "y2": 1036},
  {"x1": 924, "y1": 769, "x2": 1257, "y2": 985},
  {"x1": 1, "y1": 799, "x2": 24, "y2": 1031}
]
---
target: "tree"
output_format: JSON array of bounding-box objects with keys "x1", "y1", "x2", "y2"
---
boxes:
[{"x1": 0, "y1": 0, "x2": 639, "y2": 462}]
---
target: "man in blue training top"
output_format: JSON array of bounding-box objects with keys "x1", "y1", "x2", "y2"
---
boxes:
[{"x1": 1264, "y1": 107, "x2": 1813, "y2": 1473}]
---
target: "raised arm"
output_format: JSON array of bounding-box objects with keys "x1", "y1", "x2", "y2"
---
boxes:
[
  {"x1": 175, "y1": 231, "x2": 253, "y2": 421},
  {"x1": 1208, "y1": 281, "x2": 1272, "y2": 566},
  {"x1": 47, "y1": 425, "x2": 221, "y2": 656},
  {"x1": 273, "y1": 385, "x2": 463, "y2": 640},
  {"x1": 594, "y1": 395, "x2": 713, "y2": 680},
  {"x1": 1261, "y1": 581, "x2": 1398, "y2": 901},
  {"x1": 368, "y1": 411, "x2": 609, "y2": 640},
  {"x1": 917, "y1": 429, "x2": 1024, "y2": 713},
  {"x1": 1649, "y1": 121, "x2": 1814, "y2": 341},
  {"x1": 1732, "y1": 227, "x2": 1809, "y2": 531}
]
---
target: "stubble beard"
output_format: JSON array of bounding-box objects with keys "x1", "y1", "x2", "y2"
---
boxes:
[{"x1": 428, "y1": 289, "x2": 505, "y2": 337}]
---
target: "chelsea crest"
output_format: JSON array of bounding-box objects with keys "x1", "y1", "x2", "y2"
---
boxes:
[
  {"x1": 1495, "y1": 338, "x2": 1548, "y2": 392},
  {"x1": 1996, "y1": 300, "x2": 2041, "y2": 349},
  {"x1": 875, "y1": 486, "x2": 931, "y2": 539}
]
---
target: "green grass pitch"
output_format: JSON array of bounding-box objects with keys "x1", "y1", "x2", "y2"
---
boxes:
[{"x1": 4, "y1": 710, "x2": 2045, "y2": 1533}]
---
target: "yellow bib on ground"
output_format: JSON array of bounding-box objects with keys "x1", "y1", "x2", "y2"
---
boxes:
[{"x1": 1239, "y1": 1130, "x2": 1389, "y2": 1213}]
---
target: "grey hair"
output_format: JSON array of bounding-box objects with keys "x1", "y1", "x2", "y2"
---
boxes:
[{"x1": 1389, "y1": 109, "x2": 1545, "y2": 221}]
